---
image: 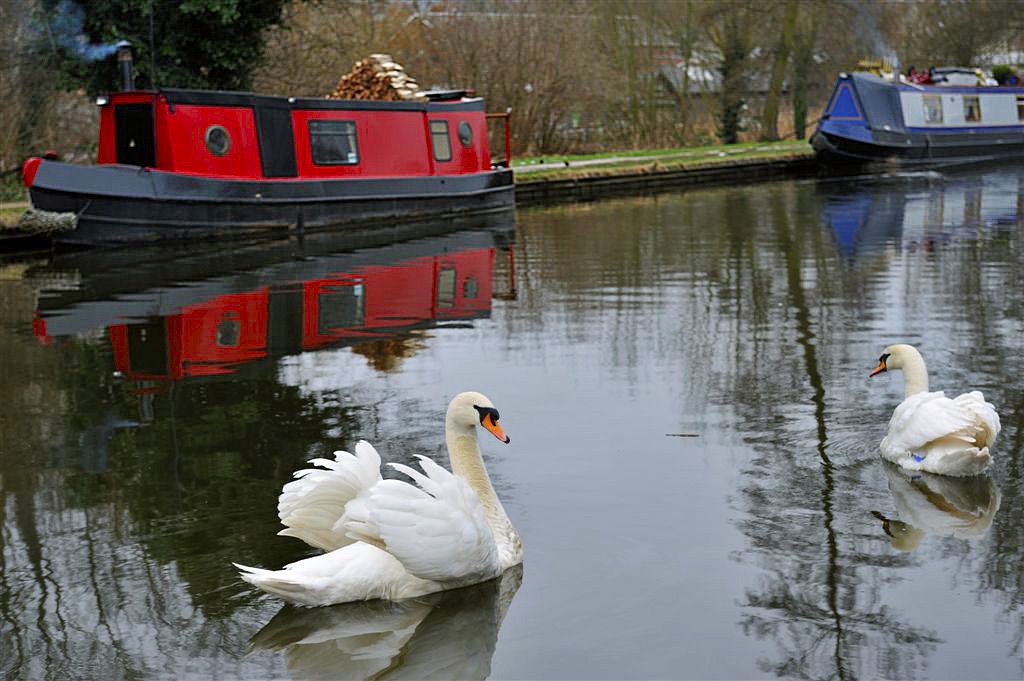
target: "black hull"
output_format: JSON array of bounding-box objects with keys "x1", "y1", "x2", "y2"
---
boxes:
[
  {"x1": 812, "y1": 130, "x2": 1024, "y2": 169},
  {"x1": 28, "y1": 161, "x2": 515, "y2": 245}
]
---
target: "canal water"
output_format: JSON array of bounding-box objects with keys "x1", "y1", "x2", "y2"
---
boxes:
[{"x1": 1, "y1": 165, "x2": 1022, "y2": 680}]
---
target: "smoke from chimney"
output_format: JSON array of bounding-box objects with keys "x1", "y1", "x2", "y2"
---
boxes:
[{"x1": 48, "y1": 0, "x2": 119, "y2": 62}]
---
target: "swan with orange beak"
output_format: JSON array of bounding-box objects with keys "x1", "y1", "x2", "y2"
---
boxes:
[
  {"x1": 235, "y1": 391, "x2": 522, "y2": 606},
  {"x1": 869, "y1": 344, "x2": 1000, "y2": 476}
]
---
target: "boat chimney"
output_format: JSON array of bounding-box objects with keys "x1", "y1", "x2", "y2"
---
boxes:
[{"x1": 116, "y1": 40, "x2": 134, "y2": 91}]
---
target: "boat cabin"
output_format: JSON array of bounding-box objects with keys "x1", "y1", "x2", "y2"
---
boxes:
[{"x1": 97, "y1": 88, "x2": 495, "y2": 180}]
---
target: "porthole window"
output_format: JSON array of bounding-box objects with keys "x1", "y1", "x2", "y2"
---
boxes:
[
  {"x1": 458, "y1": 121, "x2": 473, "y2": 147},
  {"x1": 205, "y1": 125, "x2": 231, "y2": 156},
  {"x1": 216, "y1": 314, "x2": 240, "y2": 347},
  {"x1": 463, "y1": 275, "x2": 479, "y2": 299}
]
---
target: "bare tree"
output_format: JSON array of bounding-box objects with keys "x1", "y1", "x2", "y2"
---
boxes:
[{"x1": 759, "y1": 0, "x2": 798, "y2": 141}]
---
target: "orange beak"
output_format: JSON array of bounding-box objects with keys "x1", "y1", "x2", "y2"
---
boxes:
[
  {"x1": 482, "y1": 413, "x2": 510, "y2": 443},
  {"x1": 869, "y1": 360, "x2": 887, "y2": 377}
]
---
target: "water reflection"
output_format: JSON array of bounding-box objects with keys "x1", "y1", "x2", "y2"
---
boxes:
[
  {"x1": 3, "y1": 166, "x2": 1023, "y2": 679},
  {"x1": 872, "y1": 464, "x2": 1000, "y2": 552},
  {"x1": 35, "y1": 225, "x2": 514, "y2": 387},
  {"x1": 821, "y1": 168, "x2": 1024, "y2": 257},
  {"x1": 249, "y1": 566, "x2": 522, "y2": 680}
]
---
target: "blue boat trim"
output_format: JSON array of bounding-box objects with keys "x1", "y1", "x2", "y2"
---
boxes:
[
  {"x1": 906, "y1": 125, "x2": 1024, "y2": 133},
  {"x1": 827, "y1": 83, "x2": 865, "y2": 120}
]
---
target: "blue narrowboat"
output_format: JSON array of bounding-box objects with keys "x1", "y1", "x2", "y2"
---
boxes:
[{"x1": 812, "y1": 71, "x2": 1024, "y2": 167}]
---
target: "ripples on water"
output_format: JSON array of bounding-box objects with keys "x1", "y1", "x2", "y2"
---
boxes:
[{"x1": 1, "y1": 166, "x2": 1022, "y2": 679}]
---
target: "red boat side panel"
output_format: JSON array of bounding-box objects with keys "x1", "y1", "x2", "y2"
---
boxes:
[
  {"x1": 292, "y1": 110, "x2": 433, "y2": 178},
  {"x1": 177, "y1": 290, "x2": 269, "y2": 376},
  {"x1": 361, "y1": 260, "x2": 437, "y2": 328},
  {"x1": 156, "y1": 103, "x2": 263, "y2": 178},
  {"x1": 428, "y1": 112, "x2": 492, "y2": 174},
  {"x1": 96, "y1": 90, "x2": 497, "y2": 181}
]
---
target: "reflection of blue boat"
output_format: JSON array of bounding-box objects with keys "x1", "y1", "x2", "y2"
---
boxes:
[
  {"x1": 821, "y1": 191, "x2": 904, "y2": 257},
  {"x1": 821, "y1": 168, "x2": 1024, "y2": 257},
  {"x1": 812, "y1": 72, "x2": 1024, "y2": 167}
]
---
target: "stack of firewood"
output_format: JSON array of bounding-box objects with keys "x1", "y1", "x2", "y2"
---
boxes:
[{"x1": 326, "y1": 54, "x2": 426, "y2": 101}]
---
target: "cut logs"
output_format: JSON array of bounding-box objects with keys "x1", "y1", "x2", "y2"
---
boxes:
[{"x1": 327, "y1": 54, "x2": 426, "y2": 102}]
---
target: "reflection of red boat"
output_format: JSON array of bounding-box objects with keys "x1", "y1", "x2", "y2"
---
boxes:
[
  {"x1": 33, "y1": 223, "x2": 513, "y2": 384},
  {"x1": 22, "y1": 44, "x2": 514, "y2": 245}
]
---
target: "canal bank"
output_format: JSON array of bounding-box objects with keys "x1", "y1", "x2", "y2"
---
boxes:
[{"x1": 513, "y1": 146, "x2": 816, "y2": 205}]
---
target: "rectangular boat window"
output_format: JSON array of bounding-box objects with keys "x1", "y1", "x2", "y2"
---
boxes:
[
  {"x1": 963, "y1": 95, "x2": 981, "y2": 122},
  {"x1": 923, "y1": 95, "x2": 943, "y2": 124},
  {"x1": 436, "y1": 267, "x2": 456, "y2": 308},
  {"x1": 430, "y1": 120, "x2": 452, "y2": 162},
  {"x1": 309, "y1": 120, "x2": 359, "y2": 165},
  {"x1": 318, "y1": 283, "x2": 365, "y2": 333},
  {"x1": 1017, "y1": 96, "x2": 1024, "y2": 121}
]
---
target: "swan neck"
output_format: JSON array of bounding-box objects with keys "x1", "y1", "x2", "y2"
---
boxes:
[
  {"x1": 445, "y1": 419, "x2": 521, "y2": 568},
  {"x1": 901, "y1": 354, "x2": 929, "y2": 397},
  {"x1": 446, "y1": 424, "x2": 503, "y2": 516}
]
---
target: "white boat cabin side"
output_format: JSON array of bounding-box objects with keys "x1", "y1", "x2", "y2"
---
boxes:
[{"x1": 899, "y1": 89, "x2": 1024, "y2": 128}]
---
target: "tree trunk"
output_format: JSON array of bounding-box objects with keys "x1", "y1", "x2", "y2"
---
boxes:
[
  {"x1": 790, "y1": 2, "x2": 820, "y2": 141},
  {"x1": 759, "y1": 0, "x2": 798, "y2": 141}
]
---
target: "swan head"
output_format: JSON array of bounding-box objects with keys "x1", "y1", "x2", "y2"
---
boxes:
[
  {"x1": 869, "y1": 343, "x2": 923, "y2": 377},
  {"x1": 447, "y1": 391, "x2": 510, "y2": 443}
]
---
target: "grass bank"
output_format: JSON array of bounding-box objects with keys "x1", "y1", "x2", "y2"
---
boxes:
[
  {"x1": 512, "y1": 140, "x2": 816, "y2": 204},
  {"x1": 0, "y1": 202, "x2": 28, "y2": 230},
  {"x1": 512, "y1": 140, "x2": 812, "y2": 179}
]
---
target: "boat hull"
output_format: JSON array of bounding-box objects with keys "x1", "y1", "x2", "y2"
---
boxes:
[
  {"x1": 28, "y1": 161, "x2": 515, "y2": 245},
  {"x1": 812, "y1": 128, "x2": 1024, "y2": 168}
]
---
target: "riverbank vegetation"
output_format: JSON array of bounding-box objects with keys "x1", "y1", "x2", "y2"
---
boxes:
[{"x1": 3, "y1": 0, "x2": 1022, "y2": 175}]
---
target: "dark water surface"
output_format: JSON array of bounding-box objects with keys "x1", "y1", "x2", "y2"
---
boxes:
[{"x1": 2, "y1": 166, "x2": 1022, "y2": 680}]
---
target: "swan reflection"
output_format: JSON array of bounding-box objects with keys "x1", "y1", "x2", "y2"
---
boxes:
[
  {"x1": 249, "y1": 565, "x2": 522, "y2": 680},
  {"x1": 872, "y1": 462, "x2": 1000, "y2": 551}
]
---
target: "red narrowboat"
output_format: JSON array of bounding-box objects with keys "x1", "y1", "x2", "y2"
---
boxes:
[{"x1": 23, "y1": 48, "x2": 514, "y2": 246}]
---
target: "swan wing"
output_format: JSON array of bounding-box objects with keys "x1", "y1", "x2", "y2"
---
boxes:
[
  {"x1": 882, "y1": 391, "x2": 986, "y2": 456},
  {"x1": 952, "y1": 391, "x2": 1001, "y2": 448},
  {"x1": 366, "y1": 455, "x2": 499, "y2": 583},
  {"x1": 277, "y1": 440, "x2": 383, "y2": 552}
]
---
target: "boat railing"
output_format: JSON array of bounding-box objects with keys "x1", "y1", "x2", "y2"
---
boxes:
[{"x1": 486, "y1": 109, "x2": 512, "y2": 168}]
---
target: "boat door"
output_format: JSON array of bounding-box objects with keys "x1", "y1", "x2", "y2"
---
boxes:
[{"x1": 114, "y1": 103, "x2": 156, "y2": 167}]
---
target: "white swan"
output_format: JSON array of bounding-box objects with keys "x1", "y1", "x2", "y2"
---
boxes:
[
  {"x1": 869, "y1": 344, "x2": 1000, "y2": 476},
  {"x1": 235, "y1": 391, "x2": 522, "y2": 606}
]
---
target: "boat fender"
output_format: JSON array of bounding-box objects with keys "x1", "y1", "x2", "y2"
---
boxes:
[
  {"x1": 16, "y1": 207, "x2": 78, "y2": 235},
  {"x1": 22, "y1": 157, "x2": 42, "y2": 188}
]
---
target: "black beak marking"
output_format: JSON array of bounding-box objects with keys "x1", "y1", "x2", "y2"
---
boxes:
[{"x1": 473, "y1": 405, "x2": 500, "y2": 424}]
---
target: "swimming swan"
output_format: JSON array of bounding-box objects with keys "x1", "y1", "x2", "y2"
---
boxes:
[
  {"x1": 869, "y1": 344, "x2": 1000, "y2": 476},
  {"x1": 235, "y1": 391, "x2": 522, "y2": 606}
]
